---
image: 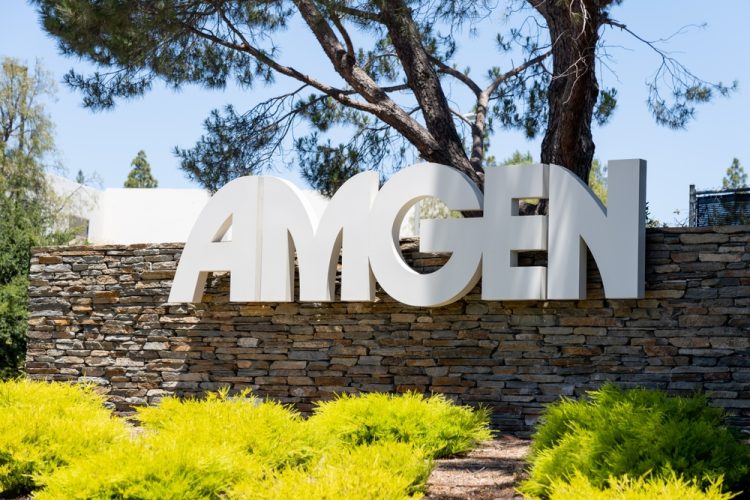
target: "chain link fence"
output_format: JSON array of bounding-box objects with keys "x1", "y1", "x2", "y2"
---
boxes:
[{"x1": 689, "y1": 185, "x2": 750, "y2": 227}]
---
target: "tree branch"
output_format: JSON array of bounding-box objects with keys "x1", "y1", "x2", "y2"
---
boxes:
[
  {"x1": 484, "y1": 50, "x2": 551, "y2": 97},
  {"x1": 292, "y1": 0, "x2": 442, "y2": 157},
  {"x1": 334, "y1": 4, "x2": 381, "y2": 22},
  {"x1": 327, "y1": 8, "x2": 356, "y2": 59},
  {"x1": 379, "y1": 0, "x2": 481, "y2": 183},
  {"x1": 185, "y1": 16, "x2": 383, "y2": 117},
  {"x1": 430, "y1": 55, "x2": 482, "y2": 96},
  {"x1": 468, "y1": 50, "x2": 551, "y2": 169}
]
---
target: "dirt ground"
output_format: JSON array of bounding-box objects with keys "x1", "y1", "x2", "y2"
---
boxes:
[{"x1": 425, "y1": 436, "x2": 531, "y2": 499}]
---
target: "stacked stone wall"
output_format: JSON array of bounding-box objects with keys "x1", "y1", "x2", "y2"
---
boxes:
[{"x1": 26, "y1": 226, "x2": 750, "y2": 434}]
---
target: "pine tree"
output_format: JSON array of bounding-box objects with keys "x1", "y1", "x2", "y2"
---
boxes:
[
  {"x1": 33, "y1": 1, "x2": 734, "y2": 194},
  {"x1": 75, "y1": 169, "x2": 85, "y2": 185},
  {"x1": 722, "y1": 158, "x2": 747, "y2": 189},
  {"x1": 124, "y1": 151, "x2": 158, "y2": 188},
  {"x1": 502, "y1": 151, "x2": 534, "y2": 166}
]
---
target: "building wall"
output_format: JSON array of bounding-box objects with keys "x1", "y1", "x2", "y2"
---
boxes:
[
  {"x1": 47, "y1": 174, "x2": 332, "y2": 244},
  {"x1": 26, "y1": 226, "x2": 750, "y2": 434},
  {"x1": 86, "y1": 188, "x2": 210, "y2": 245}
]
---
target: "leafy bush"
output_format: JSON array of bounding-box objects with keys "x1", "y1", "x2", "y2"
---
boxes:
[
  {"x1": 0, "y1": 276, "x2": 28, "y2": 379},
  {"x1": 545, "y1": 471, "x2": 737, "y2": 500},
  {"x1": 136, "y1": 390, "x2": 315, "y2": 469},
  {"x1": 36, "y1": 389, "x2": 487, "y2": 498},
  {"x1": 519, "y1": 384, "x2": 750, "y2": 498},
  {"x1": 231, "y1": 442, "x2": 431, "y2": 500},
  {"x1": 36, "y1": 432, "x2": 262, "y2": 500},
  {"x1": 308, "y1": 392, "x2": 492, "y2": 458},
  {"x1": 41, "y1": 432, "x2": 430, "y2": 500},
  {"x1": 0, "y1": 379, "x2": 128, "y2": 497},
  {"x1": 38, "y1": 391, "x2": 313, "y2": 499}
]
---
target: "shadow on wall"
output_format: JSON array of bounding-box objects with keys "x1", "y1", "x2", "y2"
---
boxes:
[
  {"x1": 153, "y1": 235, "x2": 750, "y2": 434},
  {"x1": 168, "y1": 246, "x2": 630, "y2": 432}
]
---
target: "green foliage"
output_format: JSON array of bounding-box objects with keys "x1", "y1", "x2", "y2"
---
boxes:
[
  {"x1": 41, "y1": 438, "x2": 430, "y2": 500},
  {"x1": 544, "y1": 471, "x2": 737, "y2": 500},
  {"x1": 492, "y1": 152, "x2": 607, "y2": 205},
  {"x1": 722, "y1": 158, "x2": 747, "y2": 190},
  {"x1": 28, "y1": 387, "x2": 489, "y2": 498},
  {"x1": 594, "y1": 88, "x2": 618, "y2": 126},
  {"x1": 297, "y1": 134, "x2": 364, "y2": 198},
  {"x1": 28, "y1": 1, "x2": 555, "y2": 192},
  {"x1": 32, "y1": 1, "x2": 733, "y2": 195},
  {"x1": 519, "y1": 384, "x2": 750, "y2": 498},
  {"x1": 0, "y1": 380, "x2": 128, "y2": 497},
  {"x1": 650, "y1": 80, "x2": 736, "y2": 130},
  {"x1": 0, "y1": 277, "x2": 28, "y2": 379},
  {"x1": 645, "y1": 201, "x2": 665, "y2": 228},
  {"x1": 0, "y1": 57, "x2": 69, "y2": 378},
  {"x1": 136, "y1": 390, "x2": 315, "y2": 470},
  {"x1": 231, "y1": 442, "x2": 431, "y2": 500},
  {"x1": 36, "y1": 429, "x2": 261, "y2": 500},
  {"x1": 589, "y1": 159, "x2": 608, "y2": 204},
  {"x1": 502, "y1": 150, "x2": 534, "y2": 166},
  {"x1": 308, "y1": 392, "x2": 492, "y2": 458},
  {"x1": 123, "y1": 150, "x2": 158, "y2": 188}
]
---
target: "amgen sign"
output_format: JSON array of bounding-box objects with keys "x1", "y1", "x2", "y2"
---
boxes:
[{"x1": 169, "y1": 160, "x2": 646, "y2": 307}]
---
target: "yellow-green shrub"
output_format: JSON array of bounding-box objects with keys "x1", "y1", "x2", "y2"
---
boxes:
[
  {"x1": 29, "y1": 388, "x2": 489, "y2": 498},
  {"x1": 136, "y1": 390, "x2": 315, "y2": 469},
  {"x1": 544, "y1": 472, "x2": 738, "y2": 500},
  {"x1": 231, "y1": 442, "x2": 431, "y2": 500},
  {"x1": 36, "y1": 432, "x2": 263, "y2": 500},
  {"x1": 308, "y1": 392, "x2": 492, "y2": 458},
  {"x1": 0, "y1": 379, "x2": 128, "y2": 497},
  {"x1": 519, "y1": 384, "x2": 750, "y2": 497}
]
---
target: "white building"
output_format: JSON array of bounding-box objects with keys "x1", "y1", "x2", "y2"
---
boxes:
[
  {"x1": 48, "y1": 174, "x2": 330, "y2": 245},
  {"x1": 49, "y1": 172, "x2": 430, "y2": 245}
]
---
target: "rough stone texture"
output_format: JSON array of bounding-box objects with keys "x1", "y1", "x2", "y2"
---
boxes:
[{"x1": 26, "y1": 226, "x2": 750, "y2": 435}]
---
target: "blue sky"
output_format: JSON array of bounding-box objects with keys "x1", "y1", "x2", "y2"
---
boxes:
[{"x1": 1, "y1": 1, "x2": 748, "y2": 224}]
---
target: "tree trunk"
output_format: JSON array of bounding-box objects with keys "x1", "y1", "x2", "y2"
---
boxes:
[
  {"x1": 379, "y1": 0, "x2": 483, "y2": 188},
  {"x1": 535, "y1": 1, "x2": 604, "y2": 184}
]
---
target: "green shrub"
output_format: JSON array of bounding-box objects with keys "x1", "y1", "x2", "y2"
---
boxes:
[
  {"x1": 39, "y1": 390, "x2": 479, "y2": 498},
  {"x1": 136, "y1": 390, "x2": 315, "y2": 469},
  {"x1": 545, "y1": 471, "x2": 737, "y2": 500},
  {"x1": 0, "y1": 379, "x2": 128, "y2": 497},
  {"x1": 36, "y1": 432, "x2": 262, "y2": 500},
  {"x1": 40, "y1": 428, "x2": 431, "y2": 500},
  {"x1": 231, "y1": 442, "x2": 432, "y2": 500},
  {"x1": 307, "y1": 392, "x2": 492, "y2": 458},
  {"x1": 519, "y1": 384, "x2": 750, "y2": 498},
  {"x1": 0, "y1": 276, "x2": 28, "y2": 379}
]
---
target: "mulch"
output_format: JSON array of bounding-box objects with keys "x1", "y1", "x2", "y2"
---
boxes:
[{"x1": 425, "y1": 436, "x2": 531, "y2": 499}]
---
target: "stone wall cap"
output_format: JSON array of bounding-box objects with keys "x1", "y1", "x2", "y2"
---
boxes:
[
  {"x1": 649, "y1": 224, "x2": 750, "y2": 234},
  {"x1": 30, "y1": 226, "x2": 750, "y2": 254},
  {"x1": 31, "y1": 242, "x2": 187, "y2": 254}
]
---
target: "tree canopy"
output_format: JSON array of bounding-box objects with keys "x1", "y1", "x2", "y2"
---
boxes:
[
  {"x1": 33, "y1": 0, "x2": 734, "y2": 194},
  {"x1": 124, "y1": 150, "x2": 159, "y2": 188},
  {"x1": 722, "y1": 158, "x2": 747, "y2": 190}
]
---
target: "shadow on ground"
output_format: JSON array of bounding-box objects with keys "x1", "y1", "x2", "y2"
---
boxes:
[{"x1": 426, "y1": 436, "x2": 530, "y2": 499}]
